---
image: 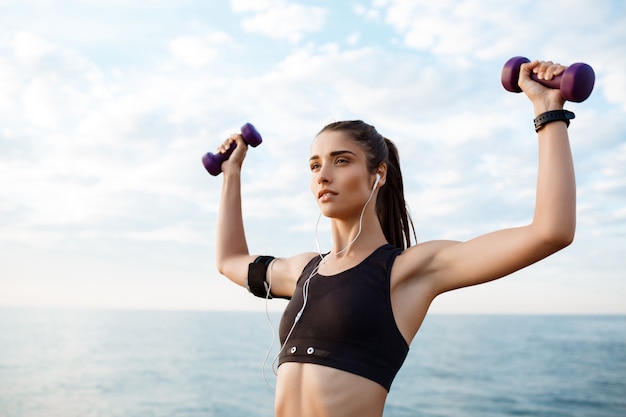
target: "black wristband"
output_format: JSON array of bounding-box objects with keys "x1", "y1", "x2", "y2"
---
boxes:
[{"x1": 533, "y1": 110, "x2": 575, "y2": 132}]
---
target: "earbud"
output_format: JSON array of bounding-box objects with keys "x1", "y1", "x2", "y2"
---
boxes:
[{"x1": 373, "y1": 173, "x2": 381, "y2": 190}]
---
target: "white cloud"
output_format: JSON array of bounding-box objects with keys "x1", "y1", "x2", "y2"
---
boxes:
[
  {"x1": 354, "y1": 4, "x2": 381, "y2": 21},
  {"x1": 230, "y1": 0, "x2": 279, "y2": 13},
  {"x1": 168, "y1": 32, "x2": 233, "y2": 69},
  {"x1": 0, "y1": 59, "x2": 19, "y2": 109},
  {"x1": 12, "y1": 31, "x2": 56, "y2": 68},
  {"x1": 169, "y1": 36, "x2": 218, "y2": 69},
  {"x1": 347, "y1": 31, "x2": 360, "y2": 46},
  {"x1": 234, "y1": 1, "x2": 327, "y2": 43},
  {"x1": 21, "y1": 76, "x2": 61, "y2": 128}
]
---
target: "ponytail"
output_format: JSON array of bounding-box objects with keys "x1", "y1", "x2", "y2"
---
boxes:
[
  {"x1": 318, "y1": 120, "x2": 416, "y2": 249},
  {"x1": 377, "y1": 138, "x2": 416, "y2": 249}
]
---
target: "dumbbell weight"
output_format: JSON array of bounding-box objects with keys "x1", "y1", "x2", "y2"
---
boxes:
[
  {"x1": 501, "y1": 56, "x2": 595, "y2": 103},
  {"x1": 202, "y1": 123, "x2": 263, "y2": 176}
]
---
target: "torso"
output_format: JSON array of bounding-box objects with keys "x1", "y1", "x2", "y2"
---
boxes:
[{"x1": 275, "y1": 244, "x2": 436, "y2": 417}]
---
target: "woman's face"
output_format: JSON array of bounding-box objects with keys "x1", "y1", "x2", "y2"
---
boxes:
[{"x1": 309, "y1": 130, "x2": 374, "y2": 220}]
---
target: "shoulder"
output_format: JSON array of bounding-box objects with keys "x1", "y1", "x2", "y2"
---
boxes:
[
  {"x1": 274, "y1": 251, "x2": 320, "y2": 278},
  {"x1": 288, "y1": 251, "x2": 321, "y2": 274},
  {"x1": 268, "y1": 251, "x2": 320, "y2": 298}
]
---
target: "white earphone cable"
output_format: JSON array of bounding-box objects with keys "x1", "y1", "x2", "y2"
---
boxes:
[{"x1": 263, "y1": 174, "x2": 380, "y2": 389}]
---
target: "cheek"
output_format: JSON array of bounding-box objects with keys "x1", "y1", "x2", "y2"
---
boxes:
[{"x1": 346, "y1": 174, "x2": 368, "y2": 193}]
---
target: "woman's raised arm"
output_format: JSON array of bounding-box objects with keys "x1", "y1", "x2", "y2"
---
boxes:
[
  {"x1": 401, "y1": 60, "x2": 576, "y2": 295},
  {"x1": 213, "y1": 133, "x2": 315, "y2": 298},
  {"x1": 215, "y1": 133, "x2": 256, "y2": 287}
]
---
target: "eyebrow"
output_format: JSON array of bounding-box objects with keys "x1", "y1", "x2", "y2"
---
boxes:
[{"x1": 309, "y1": 149, "x2": 358, "y2": 161}]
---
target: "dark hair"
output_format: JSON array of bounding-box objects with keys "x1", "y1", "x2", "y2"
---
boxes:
[{"x1": 318, "y1": 120, "x2": 416, "y2": 249}]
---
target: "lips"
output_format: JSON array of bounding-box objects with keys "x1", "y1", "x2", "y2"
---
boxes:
[{"x1": 317, "y1": 189, "x2": 337, "y2": 201}]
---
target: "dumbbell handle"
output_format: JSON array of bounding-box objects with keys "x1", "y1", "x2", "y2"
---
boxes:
[
  {"x1": 202, "y1": 123, "x2": 262, "y2": 176},
  {"x1": 502, "y1": 56, "x2": 595, "y2": 103}
]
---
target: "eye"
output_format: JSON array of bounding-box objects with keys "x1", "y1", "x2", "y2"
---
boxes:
[
  {"x1": 335, "y1": 157, "x2": 349, "y2": 165},
  {"x1": 310, "y1": 162, "x2": 321, "y2": 171}
]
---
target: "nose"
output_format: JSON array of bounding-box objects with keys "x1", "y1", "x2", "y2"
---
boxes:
[{"x1": 316, "y1": 165, "x2": 331, "y2": 185}]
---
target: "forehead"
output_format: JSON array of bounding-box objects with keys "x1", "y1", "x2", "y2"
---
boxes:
[{"x1": 310, "y1": 130, "x2": 362, "y2": 156}]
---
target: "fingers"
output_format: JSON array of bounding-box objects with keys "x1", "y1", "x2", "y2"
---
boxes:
[
  {"x1": 518, "y1": 59, "x2": 566, "y2": 110},
  {"x1": 215, "y1": 131, "x2": 249, "y2": 173},
  {"x1": 217, "y1": 133, "x2": 243, "y2": 154},
  {"x1": 529, "y1": 60, "x2": 566, "y2": 81}
]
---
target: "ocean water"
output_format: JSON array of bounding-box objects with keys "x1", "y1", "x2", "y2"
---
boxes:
[{"x1": 0, "y1": 308, "x2": 624, "y2": 417}]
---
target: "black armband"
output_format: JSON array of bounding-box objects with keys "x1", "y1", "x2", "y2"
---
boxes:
[{"x1": 247, "y1": 256, "x2": 276, "y2": 299}]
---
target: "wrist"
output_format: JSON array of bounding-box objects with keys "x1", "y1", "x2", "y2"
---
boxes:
[
  {"x1": 533, "y1": 110, "x2": 575, "y2": 132},
  {"x1": 533, "y1": 99, "x2": 565, "y2": 116},
  {"x1": 222, "y1": 165, "x2": 242, "y2": 180}
]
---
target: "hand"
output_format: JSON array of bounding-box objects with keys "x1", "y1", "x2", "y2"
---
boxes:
[
  {"x1": 218, "y1": 133, "x2": 248, "y2": 174},
  {"x1": 518, "y1": 60, "x2": 567, "y2": 114}
]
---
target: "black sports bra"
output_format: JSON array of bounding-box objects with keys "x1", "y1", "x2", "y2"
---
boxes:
[{"x1": 278, "y1": 244, "x2": 409, "y2": 392}]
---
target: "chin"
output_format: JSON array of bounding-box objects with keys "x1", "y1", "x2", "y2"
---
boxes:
[
  {"x1": 319, "y1": 205, "x2": 359, "y2": 221},
  {"x1": 316, "y1": 203, "x2": 337, "y2": 218}
]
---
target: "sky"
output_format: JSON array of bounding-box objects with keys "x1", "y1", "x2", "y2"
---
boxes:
[{"x1": 1, "y1": 0, "x2": 625, "y2": 314}]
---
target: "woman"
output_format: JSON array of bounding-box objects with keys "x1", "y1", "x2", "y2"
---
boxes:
[{"x1": 214, "y1": 60, "x2": 576, "y2": 417}]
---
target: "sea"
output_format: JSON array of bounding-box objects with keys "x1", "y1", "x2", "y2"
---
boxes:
[{"x1": 0, "y1": 308, "x2": 624, "y2": 417}]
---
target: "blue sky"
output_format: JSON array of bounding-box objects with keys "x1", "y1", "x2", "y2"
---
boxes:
[{"x1": 1, "y1": 0, "x2": 625, "y2": 313}]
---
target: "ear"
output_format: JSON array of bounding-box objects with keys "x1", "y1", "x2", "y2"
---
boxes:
[{"x1": 375, "y1": 163, "x2": 387, "y2": 188}]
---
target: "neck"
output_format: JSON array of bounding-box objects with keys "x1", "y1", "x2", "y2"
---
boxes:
[{"x1": 327, "y1": 211, "x2": 387, "y2": 259}]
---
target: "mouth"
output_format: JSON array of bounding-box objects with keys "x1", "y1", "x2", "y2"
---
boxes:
[{"x1": 317, "y1": 189, "x2": 337, "y2": 200}]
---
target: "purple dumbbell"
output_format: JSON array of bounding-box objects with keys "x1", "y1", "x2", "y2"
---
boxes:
[
  {"x1": 202, "y1": 123, "x2": 263, "y2": 176},
  {"x1": 501, "y1": 56, "x2": 595, "y2": 103}
]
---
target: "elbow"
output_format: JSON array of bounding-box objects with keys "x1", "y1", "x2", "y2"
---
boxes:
[
  {"x1": 551, "y1": 231, "x2": 575, "y2": 251},
  {"x1": 533, "y1": 210, "x2": 576, "y2": 252},
  {"x1": 540, "y1": 225, "x2": 576, "y2": 252},
  {"x1": 556, "y1": 215, "x2": 577, "y2": 249},
  {"x1": 215, "y1": 254, "x2": 246, "y2": 280},
  {"x1": 215, "y1": 248, "x2": 233, "y2": 276},
  {"x1": 215, "y1": 258, "x2": 233, "y2": 277},
  {"x1": 215, "y1": 255, "x2": 228, "y2": 276}
]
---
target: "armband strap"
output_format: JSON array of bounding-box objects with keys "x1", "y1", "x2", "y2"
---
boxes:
[
  {"x1": 247, "y1": 256, "x2": 276, "y2": 299},
  {"x1": 534, "y1": 110, "x2": 575, "y2": 132}
]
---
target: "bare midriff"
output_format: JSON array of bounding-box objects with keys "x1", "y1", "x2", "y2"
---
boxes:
[{"x1": 275, "y1": 362, "x2": 388, "y2": 417}]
